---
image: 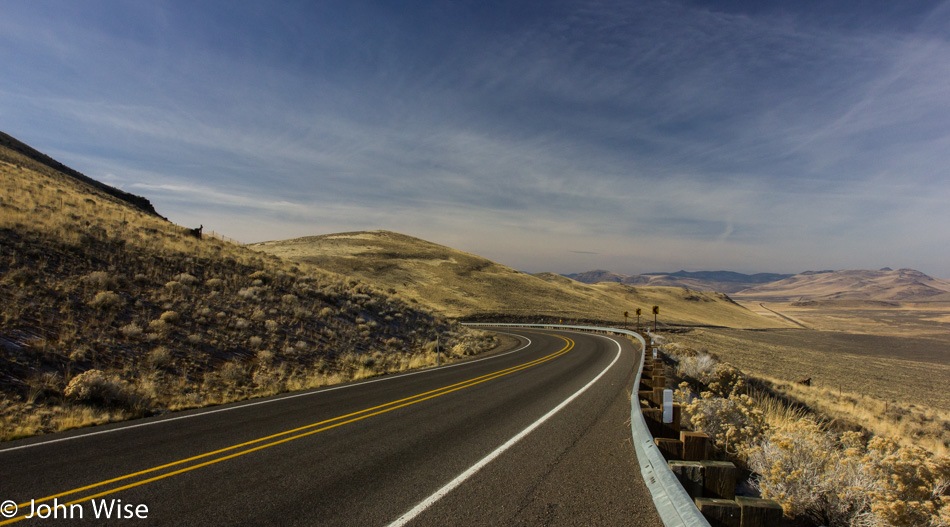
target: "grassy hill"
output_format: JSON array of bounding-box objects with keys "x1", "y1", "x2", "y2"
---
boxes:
[
  {"x1": 0, "y1": 131, "x2": 162, "y2": 218},
  {"x1": 734, "y1": 268, "x2": 950, "y2": 303},
  {"x1": 0, "y1": 136, "x2": 493, "y2": 441},
  {"x1": 252, "y1": 231, "x2": 787, "y2": 329}
]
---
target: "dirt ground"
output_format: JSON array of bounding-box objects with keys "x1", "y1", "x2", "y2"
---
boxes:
[
  {"x1": 668, "y1": 301, "x2": 950, "y2": 411},
  {"x1": 737, "y1": 300, "x2": 950, "y2": 340}
]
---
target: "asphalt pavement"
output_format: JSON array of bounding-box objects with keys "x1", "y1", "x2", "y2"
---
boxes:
[{"x1": 0, "y1": 329, "x2": 662, "y2": 526}]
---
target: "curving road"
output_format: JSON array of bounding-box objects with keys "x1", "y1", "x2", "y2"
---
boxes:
[{"x1": 0, "y1": 329, "x2": 661, "y2": 526}]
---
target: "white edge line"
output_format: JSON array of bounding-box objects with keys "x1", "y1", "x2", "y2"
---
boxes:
[
  {"x1": 0, "y1": 332, "x2": 533, "y2": 454},
  {"x1": 386, "y1": 333, "x2": 623, "y2": 527}
]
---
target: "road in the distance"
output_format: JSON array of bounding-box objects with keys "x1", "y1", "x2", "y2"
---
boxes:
[{"x1": 0, "y1": 329, "x2": 662, "y2": 526}]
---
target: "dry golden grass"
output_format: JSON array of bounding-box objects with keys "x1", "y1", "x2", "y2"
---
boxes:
[
  {"x1": 663, "y1": 342, "x2": 950, "y2": 526},
  {"x1": 252, "y1": 231, "x2": 786, "y2": 329},
  {"x1": 663, "y1": 328, "x2": 950, "y2": 456},
  {"x1": 668, "y1": 328, "x2": 950, "y2": 412},
  {"x1": 739, "y1": 299, "x2": 950, "y2": 339},
  {"x1": 756, "y1": 375, "x2": 950, "y2": 457},
  {"x1": 0, "y1": 146, "x2": 496, "y2": 441}
]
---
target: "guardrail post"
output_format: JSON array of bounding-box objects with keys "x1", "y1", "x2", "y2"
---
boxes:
[
  {"x1": 669, "y1": 461, "x2": 704, "y2": 497},
  {"x1": 638, "y1": 390, "x2": 655, "y2": 407},
  {"x1": 671, "y1": 403, "x2": 682, "y2": 434},
  {"x1": 654, "y1": 438, "x2": 684, "y2": 460},
  {"x1": 681, "y1": 431, "x2": 710, "y2": 462},
  {"x1": 642, "y1": 409, "x2": 665, "y2": 437},
  {"x1": 735, "y1": 497, "x2": 783, "y2": 527},
  {"x1": 701, "y1": 461, "x2": 737, "y2": 500},
  {"x1": 694, "y1": 498, "x2": 740, "y2": 527}
]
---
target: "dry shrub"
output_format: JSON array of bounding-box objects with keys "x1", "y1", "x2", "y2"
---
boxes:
[
  {"x1": 218, "y1": 361, "x2": 249, "y2": 386},
  {"x1": 256, "y1": 349, "x2": 274, "y2": 363},
  {"x1": 82, "y1": 271, "x2": 117, "y2": 290},
  {"x1": 678, "y1": 354, "x2": 717, "y2": 380},
  {"x1": 707, "y1": 363, "x2": 744, "y2": 397},
  {"x1": 749, "y1": 419, "x2": 864, "y2": 525},
  {"x1": 147, "y1": 347, "x2": 172, "y2": 369},
  {"x1": 119, "y1": 323, "x2": 143, "y2": 339},
  {"x1": 88, "y1": 290, "x2": 122, "y2": 310},
  {"x1": 64, "y1": 370, "x2": 147, "y2": 411},
  {"x1": 749, "y1": 418, "x2": 950, "y2": 526},
  {"x1": 147, "y1": 318, "x2": 170, "y2": 335},
  {"x1": 677, "y1": 383, "x2": 766, "y2": 460},
  {"x1": 863, "y1": 437, "x2": 950, "y2": 526},
  {"x1": 173, "y1": 273, "x2": 198, "y2": 286}
]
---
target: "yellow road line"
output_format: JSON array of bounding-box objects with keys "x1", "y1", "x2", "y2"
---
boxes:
[{"x1": 1, "y1": 335, "x2": 573, "y2": 525}]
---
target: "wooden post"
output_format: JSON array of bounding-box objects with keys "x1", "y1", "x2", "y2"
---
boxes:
[
  {"x1": 736, "y1": 497, "x2": 783, "y2": 527},
  {"x1": 668, "y1": 461, "x2": 704, "y2": 498},
  {"x1": 670, "y1": 403, "x2": 682, "y2": 433},
  {"x1": 638, "y1": 390, "x2": 655, "y2": 407},
  {"x1": 654, "y1": 438, "x2": 684, "y2": 460},
  {"x1": 681, "y1": 431, "x2": 710, "y2": 461},
  {"x1": 701, "y1": 460, "x2": 737, "y2": 500},
  {"x1": 695, "y1": 498, "x2": 741, "y2": 527},
  {"x1": 642, "y1": 409, "x2": 664, "y2": 437}
]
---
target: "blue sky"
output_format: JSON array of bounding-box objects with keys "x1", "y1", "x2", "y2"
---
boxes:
[{"x1": 3, "y1": 1, "x2": 949, "y2": 277}]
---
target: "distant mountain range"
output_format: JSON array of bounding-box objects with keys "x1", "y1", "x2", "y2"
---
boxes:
[
  {"x1": 566, "y1": 268, "x2": 950, "y2": 303},
  {"x1": 735, "y1": 268, "x2": 950, "y2": 303},
  {"x1": 564, "y1": 270, "x2": 793, "y2": 293}
]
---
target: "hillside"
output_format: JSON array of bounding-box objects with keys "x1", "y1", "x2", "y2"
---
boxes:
[
  {"x1": 566, "y1": 269, "x2": 792, "y2": 293},
  {"x1": 0, "y1": 131, "x2": 162, "y2": 218},
  {"x1": 252, "y1": 231, "x2": 787, "y2": 329},
  {"x1": 734, "y1": 268, "x2": 950, "y2": 303},
  {"x1": 0, "y1": 135, "x2": 491, "y2": 440}
]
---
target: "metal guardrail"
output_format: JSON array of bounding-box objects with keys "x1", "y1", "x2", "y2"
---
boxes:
[{"x1": 466, "y1": 323, "x2": 709, "y2": 527}]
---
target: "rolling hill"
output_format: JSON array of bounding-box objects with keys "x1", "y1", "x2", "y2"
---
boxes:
[
  {"x1": 566, "y1": 269, "x2": 792, "y2": 293},
  {"x1": 251, "y1": 231, "x2": 787, "y2": 329},
  {"x1": 733, "y1": 268, "x2": 950, "y2": 303},
  {"x1": 0, "y1": 131, "x2": 488, "y2": 440}
]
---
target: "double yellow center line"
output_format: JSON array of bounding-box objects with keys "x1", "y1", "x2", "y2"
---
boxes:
[{"x1": 1, "y1": 335, "x2": 574, "y2": 524}]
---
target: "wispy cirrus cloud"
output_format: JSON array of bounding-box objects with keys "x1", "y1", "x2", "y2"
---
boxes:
[{"x1": 2, "y1": 1, "x2": 949, "y2": 276}]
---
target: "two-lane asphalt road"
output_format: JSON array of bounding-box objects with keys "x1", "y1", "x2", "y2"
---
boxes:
[{"x1": 0, "y1": 329, "x2": 662, "y2": 526}]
